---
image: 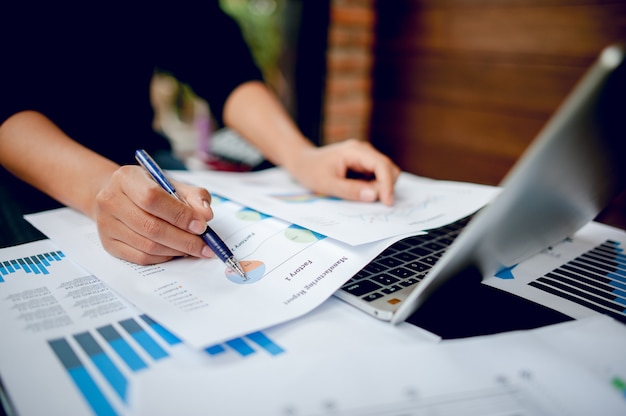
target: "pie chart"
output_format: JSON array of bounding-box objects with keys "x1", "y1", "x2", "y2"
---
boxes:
[
  {"x1": 225, "y1": 259, "x2": 266, "y2": 284},
  {"x1": 284, "y1": 224, "x2": 326, "y2": 242}
]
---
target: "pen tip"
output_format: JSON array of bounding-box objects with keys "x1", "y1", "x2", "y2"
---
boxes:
[
  {"x1": 238, "y1": 265, "x2": 248, "y2": 280},
  {"x1": 228, "y1": 259, "x2": 247, "y2": 280}
]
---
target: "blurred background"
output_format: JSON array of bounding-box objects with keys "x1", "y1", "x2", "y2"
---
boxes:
[{"x1": 153, "y1": 0, "x2": 626, "y2": 227}]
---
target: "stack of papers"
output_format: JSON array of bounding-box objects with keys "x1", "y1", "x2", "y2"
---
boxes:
[
  {"x1": 24, "y1": 168, "x2": 498, "y2": 347},
  {"x1": 170, "y1": 168, "x2": 498, "y2": 245},
  {"x1": 2, "y1": 168, "x2": 626, "y2": 415},
  {"x1": 0, "y1": 239, "x2": 435, "y2": 415},
  {"x1": 2, "y1": 240, "x2": 626, "y2": 415}
]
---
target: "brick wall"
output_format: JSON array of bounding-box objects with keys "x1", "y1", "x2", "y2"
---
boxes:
[{"x1": 323, "y1": 0, "x2": 375, "y2": 144}]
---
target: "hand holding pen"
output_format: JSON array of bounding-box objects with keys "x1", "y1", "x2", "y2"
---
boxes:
[{"x1": 135, "y1": 149, "x2": 247, "y2": 278}]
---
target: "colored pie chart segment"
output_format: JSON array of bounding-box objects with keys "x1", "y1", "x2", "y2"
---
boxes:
[
  {"x1": 236, "y1": 208, "x2": 271, "y2": 221},
  {"x1": 225, "y1": 260, "x2": 266, "y2": 284},
  {"x1": 284, "y1": 224, "x2": 326, "y2": 243}
]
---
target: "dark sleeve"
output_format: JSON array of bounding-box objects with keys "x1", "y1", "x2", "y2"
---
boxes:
[
  {"x1": 0, "y1": 4, "x2": 35, "y2": 125},
  {"x1": 155, "y1": 0, "x2": 264, "y2": 125}
]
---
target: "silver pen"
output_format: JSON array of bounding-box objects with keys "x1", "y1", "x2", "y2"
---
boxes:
[{"x1": 135, "y1": 149, "x2": 247, "y2": 278}]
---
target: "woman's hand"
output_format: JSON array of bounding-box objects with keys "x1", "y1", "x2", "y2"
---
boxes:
[
  {"x1": 286, "y1": 139, "x2": 401, "y2": 206},
  {"x1": 222, "y1": 83, "x2": 401, "y2": 205},
  {"x1": 94, "y1": 165, "x2": 216, "y2": 265}
]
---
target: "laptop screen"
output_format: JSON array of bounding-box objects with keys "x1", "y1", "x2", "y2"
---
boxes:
[{"x1": 392, "y1": 44, "x2": 626, "y2": 324}]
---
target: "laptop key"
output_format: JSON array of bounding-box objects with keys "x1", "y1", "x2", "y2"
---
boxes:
[
  {"x1": 371, "y1": 274, "x2": 400, "y2": 286},
  {"x1": 418, "y1": 233, "x2": 438, "y2": 241},
  {"x1": 351, "y1": 270, "x2": 372, "y2": 281},
  {"x1": 363, "y1": 292, "x2": 384, "y2": 302},
  {"x1": 378, "y1": 256, "x2": 403, "y2": 268},
  {"x1": 363, "y1": 262, "x2": 386, "y2": 274},
  {"x1": 400, "y1": 278, "x2": 420, "y2": 287},
  {"x1": 388, "y1": 267, "x2": 413, "y2": 279},
  {"x1": 406, "y1": 262, "x2": 430, "y2": 272},
  {"x1": 421, "y1": 255, "x2": 439, "y2": 266},
  {"x1": 409, "y1": 246, "x2": 433, "y2": 257},
  {"x1": 382, "y1": 285, "x2": 403, "y2": 294},
  {"x1": 423, "y1": 242, "x2": 446, "y2": 251},
  {"x1": 439, "y1": 237, "x2": 455, "y2": 245},
  {"x1": 394, "y1": 240, "x2": 413, "y2": 250},
  {"x1": 342, "y1": 280, "x2": 382, "y2": 296},
  {"x1": 394, "y1": 251, "x2": 416, "y2": 262}
]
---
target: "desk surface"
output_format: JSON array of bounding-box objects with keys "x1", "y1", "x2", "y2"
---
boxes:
[
  {"x1": 0, "y1": 227, "x2": 621, "y2": 416},
  {"x1": 0, "y1": 253, "x2": 567, "y2": 416}
]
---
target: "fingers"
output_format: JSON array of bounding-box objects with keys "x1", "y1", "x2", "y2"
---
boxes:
[
  {"x1": 290, "y1": 139, "x2": 400, "y2": 205},
  {"x1": 95, "y1": 166, "x2": 216, "y2": 264},
  {"x1": 133, "y1": 175, "x2": 212, "y2": 236},
  {"x1": 97, "y1": 216, "x2": 183, "y2": 265},
  {"x1": 370, "y1": 155, "x2": 401, "y2": 206},
  {"x1": 329, "y1": 139, "x2": 401, "y2": 206},
  {"x1": 95, "y1": 140, "x2": 398, "y2": 266}
]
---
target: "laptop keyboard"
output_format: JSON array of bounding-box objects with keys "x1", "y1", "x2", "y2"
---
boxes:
[{"x1": 339, "y1": 216, "x2": 471, "y2": 302}]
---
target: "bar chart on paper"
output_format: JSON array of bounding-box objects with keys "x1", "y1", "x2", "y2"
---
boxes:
[
  {"x1": 205, "y1": 331, "x2": 285, "y2": 357},
  {"x1": 530, "y1": 239, "x2": 626, "y2": 323},
  {"x1": 46, "y1": 313, "x2": 183, "y2": 414},
  {"x1": 0, "y1": 249, "x2": 66, "y2": 280},
  {"x1": 0, "y1": 240, "x2": 286, "y2": 416},
  {"x1": 485, "y1": 222, "x2": 626, "y2": 324},
  {"x1": 47, "y1": 314, "x2": 286, "y2": 415}
]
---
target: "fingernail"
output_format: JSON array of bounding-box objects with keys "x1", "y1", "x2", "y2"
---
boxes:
[
  {"x1": 189, "y1": 219, "x2": 206, "y2": 235},
  {"x1": 359, "y1": 187, "x2": 377, "y2": 202},
  {"x1": 202, "y1": 199, "x2": 211, "y2": 209},
  {"x1": 201, "y1": 246, "x2": 215, "y2": 258}
]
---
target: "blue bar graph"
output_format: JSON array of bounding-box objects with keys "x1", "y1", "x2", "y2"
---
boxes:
[
  {"x1": 119, "y1": 318, "x2": 168, "y2": 360},
  {"x1": 205, "y1": 331, "x2": 285, "y2": 357},
  {"x1": 74, "y1": 332, "x2": 129, "y2": 402},
  {"x1": 48, "y1": 338, "x2": 118, "y2": 416},
  {"x1": 0, "y1": 250, "x2": 66, "y2": 280},
  {"x1": 205, "y1": 344, "x2": 227, "y2": 355},
  {"x1": 530, "y1": 239, "x2": 626, "y2": 323},
  {"x1": 245, "y1": 331, "x2": 286, "y2": 356},
  {"x1": 97, "y1": 325, "x2": 147, "y2": 372},
  {"x1": 225, "y1": 337, "x2": 256, "y2": 356},
  {"x1": 139, "y1": 314, "x2": 182, "y2": 346},
  {"x1": 45, "y1": 316, "x2": 186, "y2": 415},
  {"x1": 45, "y1": 314, "x2": 287, "y2": 415}
]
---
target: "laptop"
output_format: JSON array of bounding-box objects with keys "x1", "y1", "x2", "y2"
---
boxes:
[{"x1": 334, "y1": 44, "x2": 626, "y2": 324}]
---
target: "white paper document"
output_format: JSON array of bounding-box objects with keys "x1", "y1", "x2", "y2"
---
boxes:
[
  {"x1": 170, "y1": 168, "x2": 499, "y2": 245},
  {"x1": 0, "y1": 239, "x2": 191, "y2": 416},
  {"x1": 0, "y1": 240, "x2": 436, "y2": 416},
  {"x1": 484, "y1": 221, "x2": 626, "y2": 323},
  {"x1": 134, "y1": 315, "x2": 626, "y2": 415},
  {"x1": 25, "y1": 199, "x2": 404, "y2": 349}
]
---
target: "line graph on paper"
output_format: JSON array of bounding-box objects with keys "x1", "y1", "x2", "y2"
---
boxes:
[{"x1": 277, "y1": 372, "x2": 558, "y2": 416}]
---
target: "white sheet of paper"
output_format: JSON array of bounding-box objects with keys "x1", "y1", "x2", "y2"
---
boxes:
[
  {"x1": 25, "y1": 199, "x2": 407, "y2": 349},
  {"x1": 0, "y1": 240, "x2": 436, "y2": 416},
  {"x1": 483, "y1": 221, "x2": 626, "y2": 322},
  {"x1": 0, "y1": 240, "x2": 187, "y2": 415},
  {"x1": 133, "y1": 315, "x2": 626, "y2": 415},
  {"x1": 170, "y1": 168, "x2": 499, "y2": 245}
]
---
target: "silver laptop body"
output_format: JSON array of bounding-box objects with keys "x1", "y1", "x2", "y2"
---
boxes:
[{"x1": 333, "y1": 44, "x2": 626, "y2": 324}]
